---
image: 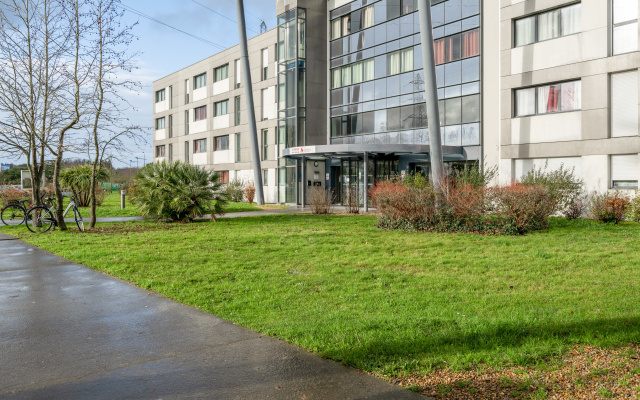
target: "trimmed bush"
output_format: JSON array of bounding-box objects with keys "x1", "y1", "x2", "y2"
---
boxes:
[
  {"x1": 590, "y1": 192, "x2": 629, "y2": 224},
  {"x1": 224, "y1": 179, "x2": 244, "y2": 203},
  {"x1": 0, "y1": 188, "x2": 29, "y2": 207},
  {"x1": 130, "y1": 161, "x2": 227, "y2": 222},
  {"x1": 519, "y1": 163, "x2": 582, "y2": 214},
  {"x1": 308, "y1": 186, "x2": 335, "y2": 215},
  {"x1": 490, "y1": 184, "x2": 553, "y2": 234},
  {"x1": 626, "y1": 192, "x2": 640, "y2": 222}
]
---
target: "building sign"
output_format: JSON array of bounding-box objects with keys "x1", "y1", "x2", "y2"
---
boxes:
[
  {"x1": 0, "y1": 164, "x2": 10, "y2": 171},
  {"x1": 326, "y1": 173, "x2": 330, "y2": 181},
  {"x1": 289, "y1": 146, "x2": 316, "y2": 155}
]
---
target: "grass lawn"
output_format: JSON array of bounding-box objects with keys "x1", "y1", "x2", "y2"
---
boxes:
[
  {"x1": 71, "y1": 191, "x2": 275, "y2": 218},
  {"x1": 2, "y1": 215, "x2": 639, "y2": 380}
]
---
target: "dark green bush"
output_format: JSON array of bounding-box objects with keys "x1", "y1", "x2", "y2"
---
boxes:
[{"x1": 130, "y1": 161, "x2": 227, "y2": 222}]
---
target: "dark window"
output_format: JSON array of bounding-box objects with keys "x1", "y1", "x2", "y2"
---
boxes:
[{"x1": 387, "y1": 107, "x2": 401, "y2": 131}]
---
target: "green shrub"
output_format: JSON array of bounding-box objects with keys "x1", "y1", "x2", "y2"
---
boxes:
[
  {"x1": 451, "y1": 161, "x2": 497, "y2": 188},
  {"x1": 519, "y1": 162, "x2": 582, "y2": 213},
  {"x1": 590, "y1": 192, "x2": 629, "y2": 224},
  {"x1": 563, "y1": 193, "x2": 589, "y2": 220},
  {"x1": 224, "y1": 179, "x2": 245, "y2": 203},
  {"x1": 60, "y1": 165, "x2": 109, "y2": 207},
  {"x1": 626, "y1": 192, "x2": 640, "y2": 222},
  {"x1": 130, "y1": 161, "x2": 227, "y2": 222}
]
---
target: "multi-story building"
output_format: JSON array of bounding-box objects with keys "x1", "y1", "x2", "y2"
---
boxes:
[{"x1": 153, "y1": 0, "x2": 640, "y2": 204}]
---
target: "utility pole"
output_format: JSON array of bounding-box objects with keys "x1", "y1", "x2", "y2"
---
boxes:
[
  {"x1": 235, "y1": 0, "x2": 264, "y2": 204},
  {"x1": 417, "y1": 0, "x2": 445, "y2": 191}
]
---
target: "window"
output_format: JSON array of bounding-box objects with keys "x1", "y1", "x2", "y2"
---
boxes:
[
  {"x1": 218, "y1": 171, "x2": 229, "y2": 183},
  {"x1": 185, "y1": 79, "x2": 189, "y2": 104},
  {"x1": 184, "y1": 141, "x2": 189, "y2": 163},
  {"x1": 168, "y1": 115, "x2": 173, "y2": 138},
  {"x1": 332, "y1": 58, "x2": 374, "y2": 89},
  {"x1": 234, "y1": 59, "x2": 241, "y2": 88},
  {"x1": 235, "y1": 96, "x2": 241, "y2": 126},
  {"x1": 387, "y1": 48, "x2": 414, "y2": 75},
  {"x1": 330, "y1": 5, "x2": 374, "y2": 40},
  {"x1": 611, "y1": 154, "x2": 639, "y2": 189},
  {"x1": 613, "y1": 0, "x2": 638, "y2": 55},
  {"x1": 169, "y1": 86, "x2": 173, "y2": 108},
  {"x1": 156, "y1": 145, "x2": 165, "y2": 158},
  {"x1": 168, "y1": 144, "x2": 173, "y2": 162},
  {"x1": 193, "y1": 139, "x2": 206, "y2": 153},
  {"x1": 261, "y1": 89, "x2": 271, "y2": 120},
  {"x1": 262, "y1": 169, "x2": 268, "y2": 186},
  {"x1": 155, "y1": 89, "x2": 165, "y2": 103},
  {"x1": 215, "y1": 100, "x2": 229, "y2": 116},
  {"x1": 194, "y1": 106, "x2": 207, "y2": 121},
  {"x1": 261, "y1": 48, "x2": 269, "y2": 81},
  {"x1": 611, "y1": 71, "x2": 639, "y2": 137},
  {"x1": 155, "y1": 117, "x2": 165, "y2": 130},
  {"x1": 185, "y1": 110, "x2": 190, "y2": 135},
  {"x1": 514, "y1": 3, "x2": 581, "y2": 47},
  {"x1": 262, "y1": 129, "x2": 268, "y2": 161},
  {"x1": 215, "y1": 64, "x2": 229, "y2": 82},
  {"x1": 236, "y1": 134, "x2": 241, "y2": 162},
  {"x1": 514, "y1": 80, "x2": 581, "y2": 117},
  {"x1": 194, "y1": 73, "x2": 206, "y2": 89},
  {"x1": 215, "y1": 135, "x2": 229, "y2": 151}
]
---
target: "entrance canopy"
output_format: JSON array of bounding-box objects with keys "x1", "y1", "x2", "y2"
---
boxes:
[{"x1": 283, "y1": 144, "x2": 466, "y2": 161}]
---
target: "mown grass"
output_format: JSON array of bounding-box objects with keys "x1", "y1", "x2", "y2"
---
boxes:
[
  {"x1": 2, "y1": 215, "x2": 639, "y2": 376},
  {"x1": 73, "y1": 191, "x2": 267, "y2": 218}
]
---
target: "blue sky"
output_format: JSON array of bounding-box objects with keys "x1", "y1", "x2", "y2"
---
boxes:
[{"x1": 116, "y1": 0, "x2": 277, "y2": 167}]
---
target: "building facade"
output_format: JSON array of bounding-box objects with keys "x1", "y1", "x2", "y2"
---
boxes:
[{"x1": 152, "y1": 0, "x2": 640, "y2": 204}]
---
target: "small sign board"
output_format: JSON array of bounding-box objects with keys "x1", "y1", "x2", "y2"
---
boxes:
[
  {"x1": 289, "y1": 146, "x2": 316, "y2": 155},
  {"x1": 0, "y1": 164, "x2": 10, "y2": 171},
  {"x1": 326, "y1": 173, "x2": 330, "y2": 181}
]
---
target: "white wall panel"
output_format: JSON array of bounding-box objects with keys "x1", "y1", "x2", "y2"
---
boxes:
[
  {"x1": 193, "y1": 87, "x2": 207, "y2": 102},
  {"x1": 191, "y1": 120, "x2": 207, "y2": 135},
  {"x1": 511, "y1": 112, "x2": 582, "y2": 144},
  {"x1": 213, "y1": 79, "x2": 230, "y2": 96}
]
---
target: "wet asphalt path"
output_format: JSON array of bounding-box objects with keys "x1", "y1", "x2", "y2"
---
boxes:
[{"x1": 0, "y1": 232, "x2": 424, "y2": 400}]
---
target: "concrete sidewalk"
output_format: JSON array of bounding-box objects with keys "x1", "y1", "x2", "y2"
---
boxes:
[{"x1": 0, "y1": 232, "x2": 424, "y2": 400}]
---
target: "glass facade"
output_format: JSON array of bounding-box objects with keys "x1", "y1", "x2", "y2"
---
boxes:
[
  {"x1": 277, "y1": 8, "x2": 307, "y2": 203},
  {"x1": 329, "y1": 0, "x2": 481, "y2": 148}
]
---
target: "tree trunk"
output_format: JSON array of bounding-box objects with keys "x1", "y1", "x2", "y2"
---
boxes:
[{"x1": 53, "y1": 154, "x2": 67, "y2": 230}]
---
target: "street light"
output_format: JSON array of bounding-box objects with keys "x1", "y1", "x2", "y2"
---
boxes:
[{"x1": 135, "y1": 157, "x2": 139, "y2": 169}]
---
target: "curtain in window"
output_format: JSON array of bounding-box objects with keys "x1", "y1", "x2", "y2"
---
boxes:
[
  {"x1": 352, "y1": 62, "x2": 363, "y2": 84},
  {"x1": 401, "y1": 48, "x2": 413, "y2": 73},
  {"x1": 331, "y1": 19, "x2": 341, "y2": 39},
  {"x1": 515, "y1": 88, "x2": 536, "y2": 117},
  {"x1": 332, "y1": 68, "x2": 342, "y2": 89},
  {"x1": 515, "y1": 16, "x2": 535, "y2": 46},
  {"x1": 433, "y1": 39, "x2": 445, "y2": 65},
  {"x1": 362, "y1": 5, "x2": 375, "y2": 29},
  {"x1": 461, "y1": 29, "x2": 479, "y2": 58},
  {"x1": 560, "y1": 4, "x2": 581, "y2": 36},
  {"x1": 388, "y1": 51, "x2": 401, "y2": 75},
  {"x1": 560, "y1": 81, "x2": 581, "y2": 111},
  {"x1": 342, "y1": 15, "x2": 350, "y2": 37},
  {"x1": 537, "y1": 9, "x2": 561, "y2": 41},
  {"x1": 537, "y1": 85, "x2": 558, "y2": 114},
  {"x1": 445, "y1": 35, "x2": 460, "y2": 63},
  {"x1": 342, "y1": 65, "x2": 352, "y2": 86},
  {"x1": 363, "y1": 59, "x2": 374, "y2": 81}
]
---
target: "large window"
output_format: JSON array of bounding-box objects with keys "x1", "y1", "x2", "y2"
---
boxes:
[
  {"x1": 332, "y1": 58, "x2": 374, "y2": 89},
  {"x1": 194, "y1": 73, "x2": 207, "y2": 89},
  {"x1": 155, "y1": 89, "x2": 165, "y2": 103},
  {"x1": 611, "y1": 154, "x2": 639, "y2": 189},
  {"x1": 262, "y1": 169, "x2": 268, "y2": 186},
  {"x1": 218, "y1": 171, "x2": 229, "y2": 183},
  {"x1": 155, "y1": 117, "x2": 165, "y2": 130},
  {"x1": 387, "y1": 48, "x2": 414, "y2": 76},
  {"x1": 514, "y1": 3, "x2": 581, "y2": 47},
  {"x1": 613, "y1": 0, "x2": 638, "y2": 55},
  {"x1": 194, "y1": 105, "x2": 207, "y2": 121},
  {"x1": 215, "y1": 135, "x2": 229, "y2": 151},
  {"x1": 611, "y1": 70, "x2": 639, "y2": 137},
  {"x1": 215, "y1": 64, "x2": 229, "y2": 82},
  {"x1": 193, "y1": 139, "x2": 206, "y2": 154},
  {"x1": 156, "y1": 145, "x2": 165, "y2": 158},
  {"x1": 434, "y1": 28, "x2": 479, "y2": 64},
  {"x1": 331, "y1": 4, "x2": 375, "y2": 40},
  {"x1": 514, "y1": 80, "x2": 582, "y2": 117},
  {"x1": 215, "y1": 100, "x2": 229, "y2": 116}
]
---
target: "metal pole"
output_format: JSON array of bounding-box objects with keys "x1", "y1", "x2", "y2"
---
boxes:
[
  {"x1": 417, "y1": 0, "x2": 445, "y2": 191},
  {"x1": 301, "y1": 156, "x2": 306, "y2": 208},
  {"x1": 363, "y1": 152, "x2": 368, "y2": 213},
  {"x1": 120, "y1": 189, "x2": 125, "y2": 210},
  {"x1": 235, "y1": 0, "x2": 264, "y2": 205}
]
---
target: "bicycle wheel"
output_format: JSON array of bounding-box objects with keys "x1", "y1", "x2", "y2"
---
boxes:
[
  {"x1": 25, "y1": 206, "x2": 55, "y2": 233},
  {"x1": 74, "y1": 208, "x2": 85, "y2": 232},
  {"x1": 1, "y1": 205, "x2": 26, "y2": 226}
]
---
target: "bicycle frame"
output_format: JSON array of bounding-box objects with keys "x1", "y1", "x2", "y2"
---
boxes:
[{"x1": 45, "y1": 198, "x2": 78, "y2": 225}]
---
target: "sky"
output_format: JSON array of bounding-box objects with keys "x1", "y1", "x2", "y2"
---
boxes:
[
  {"x1": 0, "y1": 0, "x2": 277, "y2": 169},
  {"x1": 114, "y1": 0, "x2": 277, "y2": 167}
]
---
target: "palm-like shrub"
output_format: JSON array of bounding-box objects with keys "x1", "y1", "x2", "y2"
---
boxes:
[
  {"x1": 60, "y1": 164, "x2": 109, "y2": 206},
  {"x1": 130, "y1": 161, "x2": 227, "y2": 222}
]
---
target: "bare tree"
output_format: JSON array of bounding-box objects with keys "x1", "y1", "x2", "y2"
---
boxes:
[{"x1": 85, "y1": 0, "x2": 143, "y2": 228}]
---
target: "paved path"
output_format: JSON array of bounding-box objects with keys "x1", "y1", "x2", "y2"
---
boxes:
[{"x1": 0, "y1": 232, "x2": 423, "y2": 400}]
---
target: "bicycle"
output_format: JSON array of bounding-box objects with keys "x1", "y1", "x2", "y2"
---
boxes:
[
  {"x1": 1, "y1": 199, "x2": 31, "y2": 226},
  {"x1": 25, "y1": 196, "x2": 85, "y2": 233}
]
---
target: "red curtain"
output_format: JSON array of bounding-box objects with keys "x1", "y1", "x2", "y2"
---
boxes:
[
  {"x1": 462, "y1": 29, "x2": 479, "y2": 58},
  {"x1": 546, "y1": 86, "x2": 559, "y2": 113},
  {"x1": 433, "y1": 39, "x2": 445, "y2": 65}
]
